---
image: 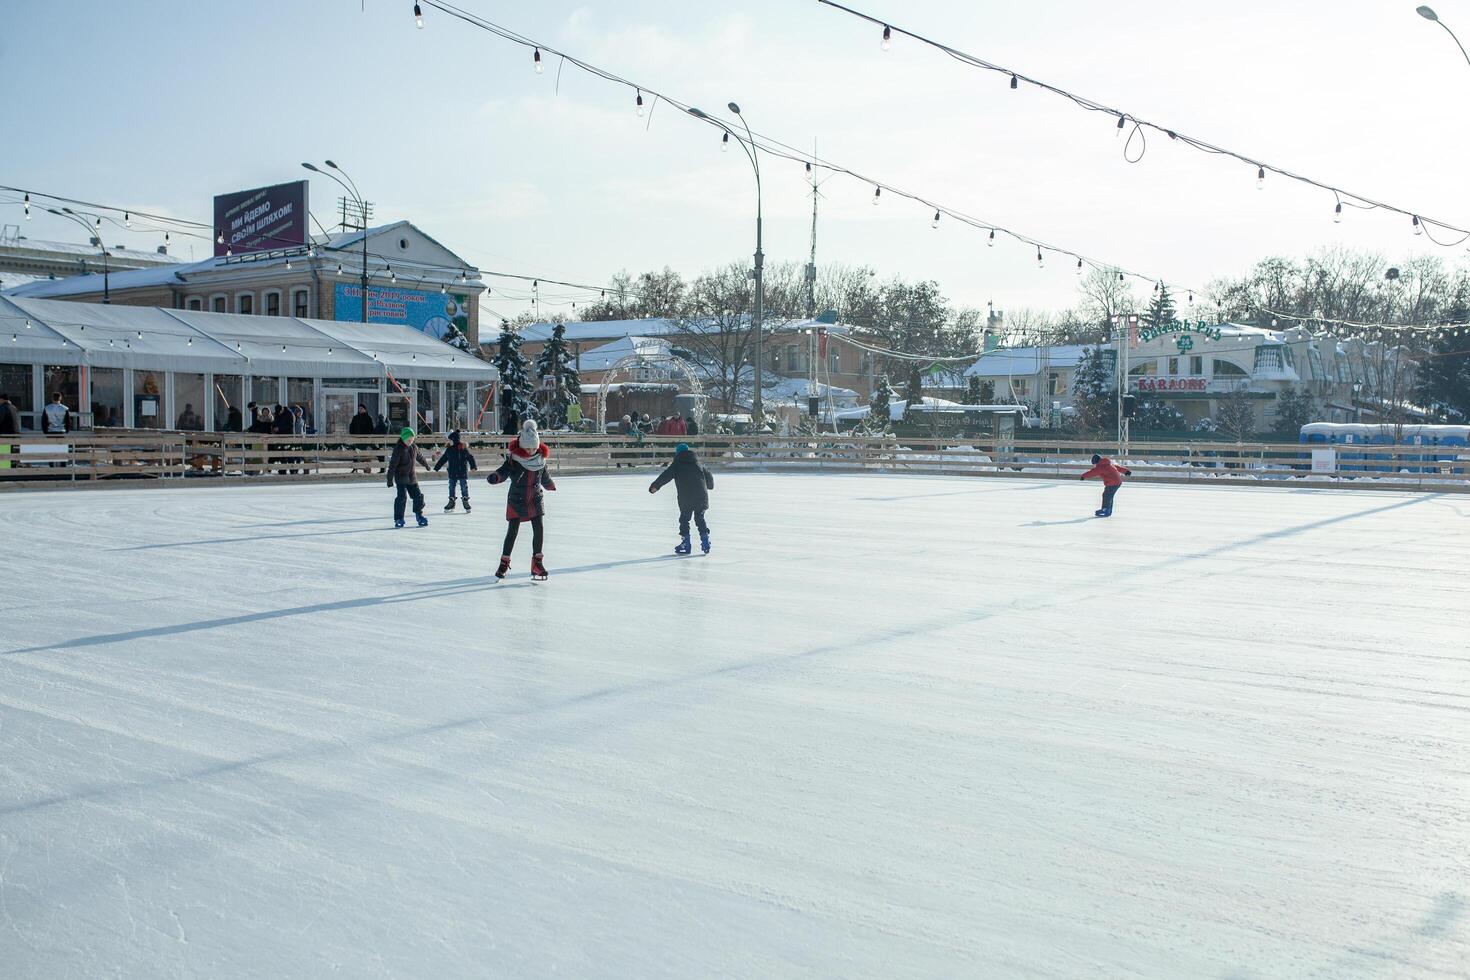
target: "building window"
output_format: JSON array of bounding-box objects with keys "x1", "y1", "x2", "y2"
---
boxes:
[
  {"x1": 293, "y1": 289, "x2": 309, "y2": 318},
  {"x1": 1190, "y1": 355, "x2": 1203, "y2": 375},
  {"x1": 264, "y1": 291, "x2": 281, "y2": 317},
  {"x1": 828, "y1": 351, "x2": 840, "y2": 373},
  {"x1": 187, "y1": 297, "x2": 203, "y2": 311},
  {"x1": 1012, "y1": 379, "x2": 1029, "y2": 397},
  {"x1": 1213, "y1": 359, "x2": 1248, "y2": 379},
  {"x1": 1047, "y1": 372, "x2": 1059, "y2": 397},
  {"x1": 212, "y1": 295, "x2": 226, "y2": 313},
  {"x1": 1254, "y1": 346, "x2": 1282, "y2": 372},
  {"x1": 1167, "y1": 357, "x2": 1179, "y2": 376},
  {"x1": 237, "y1": 293, "x2": 254, "y2": 315}
]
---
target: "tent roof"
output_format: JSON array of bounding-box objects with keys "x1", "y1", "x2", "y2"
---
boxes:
[{"x1": 0, "y1": 298, "x2": 495, "y2": 381}]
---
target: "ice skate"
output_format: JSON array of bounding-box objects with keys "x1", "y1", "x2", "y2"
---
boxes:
[
  {"x1": 699, "y1": 529, "x2": 711, "y2": 554},
  {"x1": 495, "y1": 556, "x2": 511, "y2": 580},
  {"x1": 444, "y1": 499, "x2": 456, "y2": 512},
  {"x1": 530, "y1": 554, "x2": 548, "y2": 581},
  {"x1": 394, "y1": 519, "x2": 406, "y2": 529},
  {"x1": 675, "y1": 534, "x2": 692, "y2": 555},
  {"x1": 415, "y1": 514, "x2": 429, "y2": 527},
  {"x1": 462, "y1": 499, "x2": 471, "y2": 513}
]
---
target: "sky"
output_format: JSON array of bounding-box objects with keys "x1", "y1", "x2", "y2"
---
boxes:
[{"x1": 6, "y1": 0, "x2": 1470, "y2": 323}]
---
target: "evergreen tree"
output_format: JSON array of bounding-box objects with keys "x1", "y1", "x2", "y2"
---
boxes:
[
  {"x1": 493, "y1": 325, "x2": 536, "y2": 433},
  {"x1": 963, "y1": 376, "x2": 982, "y2": 405},
  {"x1": 534, "y1": 323, "x2": 582, "y2": 428},
  {"x1": 870, "y1": 375, "x2": 895, "y2": 424},
  {"x1": 441, "y1": 322, "x2": 479, "y2": 355},
  {"x1": 1134, "y1": 397, "x2": 1186, "y2": 433},
  {"x1": 1416, "y1": 298, "x2": 1470, "y2": 420},
  {"x1": 1141, "y1": 285, "x2": 1178, "y2": 332},
  {"x1": 1271, "y1": 385, "x2": 1318, "y2": 436},
  {"x1": 902, "y1": 363, "x2": 924, "y2": 417},
  {"x1": 1071, "y1": 345, "x2": 1117, "y2": 435}
]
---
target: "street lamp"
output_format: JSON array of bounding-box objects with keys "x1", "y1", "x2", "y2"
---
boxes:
[
  {"x1": 688, "y1": 102, "x2": 765, "y2": 423},
  {"x1": 1416, "y1": 6, "x2": 1470, "y2": 68},
  {"x1": 50, "y1": 208, "x2": 110, "y2": 303},
  {"x1": 302, "y1": 160, "x2": 370, "y2": 323}
]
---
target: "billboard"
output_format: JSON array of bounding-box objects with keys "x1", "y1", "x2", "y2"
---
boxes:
[
  {"x1": 213, "y1": 181, "x2": 309, "y2": 257},
  {"x1": 333, "y1": 284, "x2": 471, "y2": 340}
]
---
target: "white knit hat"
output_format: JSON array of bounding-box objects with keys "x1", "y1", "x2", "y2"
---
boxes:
[{"x1": 519, "y1": 418, "x2": 540, "y2": 451}]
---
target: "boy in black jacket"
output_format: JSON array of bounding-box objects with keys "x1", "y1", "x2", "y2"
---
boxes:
[
  {"x1": 434, "y1": 429, "x2": 478, "y2": 512},
  {"x1": 387, "y1": 427, "x2": 432, "y2": 528},
  {"x1": 650, "y1": 443, "x2": 715, "y2": 555}
]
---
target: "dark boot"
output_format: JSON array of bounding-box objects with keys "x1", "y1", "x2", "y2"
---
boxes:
[
  {"x1": 531, "y1": 554, "x2": 548, "y2": 580},
  {"x1": 495, "y1": 556, "x2": 511, "y2": 580}
]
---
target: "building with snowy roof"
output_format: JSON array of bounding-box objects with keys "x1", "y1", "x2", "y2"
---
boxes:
[
  {"x1": 1, "y1": 221, "x2": 488, "y2": 346},
  {"x1": 0, "y1": 227, "x2": 182, "y2": 294},
  {"x1": 0, "y1": 296, "x2": 496, "y2": 435}
]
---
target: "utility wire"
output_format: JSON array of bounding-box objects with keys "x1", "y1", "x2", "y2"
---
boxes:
[{"x1": 817, "y1": 0, "x2": 1470, "y2": 246}]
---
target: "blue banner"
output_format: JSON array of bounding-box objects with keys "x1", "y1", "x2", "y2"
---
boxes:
[{"x1": 334, "y1": 284, "x2": 470, "y2": 340}]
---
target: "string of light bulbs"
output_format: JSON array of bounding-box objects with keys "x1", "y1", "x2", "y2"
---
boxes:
[
  {"x1": 819, "y1": 0, "x2": 1470, "y2": 247},
  {"x1": 409, "y1": 0, "x2": 1215, "y2": 302},
  {"x1": 1, "y1": 189, "x2": 620, "y2": 304}
]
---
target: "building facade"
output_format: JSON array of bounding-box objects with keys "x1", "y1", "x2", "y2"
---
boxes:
[{"x1": 2, "y1": 222, "x2": 486, "y2": 346}]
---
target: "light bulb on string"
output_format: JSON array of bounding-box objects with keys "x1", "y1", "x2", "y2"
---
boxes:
[
  {"x1": 1075, "y1": 258, "x2": 1083, "y2": 276},
  {"x1": 24, "y1": 319, "x2": 30, "y2": 329},
  {"x1": 217, "y1": 230, "x2": 224, "y2": 245},
  {"x1": 1257, "y1": 167, "x2": 1265, "y2": 190},
  {"x1": 881, "y1": 25, "x2": 891, "y2": 50},
  {"x1": 165, "y1": 232, "x2": 171, "y2": 247},
  {"x1": 124, "y1": 212, "x2": 131, "y2": 228},
  {"x1": 1036, "y1": 248, "x2": 1044, "y2": 269},
  {"x1": 440, "y1": 283, "x2": 447, "y2": 294},
  {"x1": 872, "y1": 186, "x2": 881, "y2": 205},
  {"x1": 1334, "y1": 202, "x2": 1343, "y2": 224},
  {"x1": 721, "y1": 132, "x2": 729, "y2": 152},
  {"x1": 1116, "y1": 114, "x2": 1125, "y2": 136},
  {"x1": 533, "y1": 48, "x2": 543, "y2": 73},
  {"x1": 1413, "y1": 215, "x2": 1423, "y2": 236},
  {"x1": 328, "y1": 348, "x2": 334, "y2": 356},
  {"x1": 987, "y1": 229, "x2": 995, "y2": 247},
  {"x1": 1187, "y1": 291, "x2": 1194, "y2": 305},
  {"x1": 931, "y1": 210, "x2": 941, "y2": 229},
  {"x1": 1117, "y1": 271, "x2": 1124, "y2": 283},
  {"x1": 414, "y1": 2, "x2": 423, "y2": 28},
  {"x1": 137, "y1": 330, "x2": 143, "y2": 340},
  {"x1": 23, "y1": 192, "x2": 30, "y2": 219},
  {"x1": 285, "y1": 257, "x2": 292, "y2": 270},
  {"x1": 635, "y1": 91, "x2": 644, "y2": 117},
  {"x1": 336, "y1": 263, "x2": 343, "y2": 275},
  {"x1": 187, "y1": 336, "x2": 192, "y2": 346},
  {"x1": 1009, "y1": 74, "x2": 1018, "y2": 89}
]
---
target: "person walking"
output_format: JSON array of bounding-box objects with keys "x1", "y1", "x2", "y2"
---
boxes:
[
  {"x1": 0, "y1": 393, "x2": 21, "y2": 435},
  {"x1": 434, "y1": 429, "x2": 478, "y2": 512},
  {"x1": 1079, "y1": 453, "x2": 1132, "y2": 518},
  {"x1": 42, "y1": 392, "x2": 69, "y2": 434},
  {"x1": 649, "y1": 442, "x2": 714, "y2": 555},
  {"x1": 387, "y1": 427, "x2": 432, "y2": 528},
  {"x1": 487, "y1": 419, "x2": 556, "y2": 581},
  {"x1": 565, "y1": 400, "x2": 582, "y2": 431},
  {"x1": 349, "y1": 404, "x2": 374, "y2": 435}
]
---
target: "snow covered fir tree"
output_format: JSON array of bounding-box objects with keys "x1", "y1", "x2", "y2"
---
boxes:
[
  {"x1": 493, "y1": 324, "x2": 537, "y2": 434},
  {"x1": 534, "y1": 323, "x2": 582, "y2": 429}
]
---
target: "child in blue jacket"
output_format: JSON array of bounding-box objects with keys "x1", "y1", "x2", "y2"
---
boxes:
[{"x1": 434, "y1": 429, "x2": 478, "y2": 512}]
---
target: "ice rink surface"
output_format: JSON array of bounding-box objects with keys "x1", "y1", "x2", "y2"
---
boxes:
[{"x1": 1, "y1": 472, "x2": 1467, "y2": 978}]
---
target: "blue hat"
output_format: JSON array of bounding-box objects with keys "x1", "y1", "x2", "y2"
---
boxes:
[{"x1": 676, "y1": 443, "x2": 690, "y2": 454}]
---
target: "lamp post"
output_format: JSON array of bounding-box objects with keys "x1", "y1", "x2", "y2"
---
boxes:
[
  {"x1": 1416, "y1": 6, "x2": 1470, "y2": 68},
  {"x1": 302, "y1": 160, "x2": 370, "y2": 323},
  {"x1": 688, "y1": 103, "x2": 765, "y2": 424},
  {"x1": 49, "y1": 208, "x2": 110, "y2": 303}
]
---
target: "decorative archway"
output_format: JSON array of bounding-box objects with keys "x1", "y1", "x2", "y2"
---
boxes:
[{"x1": 596, "y1": 352, "x2": 706, "y2": 432}]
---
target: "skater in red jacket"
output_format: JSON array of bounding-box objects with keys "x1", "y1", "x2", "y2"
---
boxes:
[
  {"x1": 1080, "y1": 453, "x2": 1131, "y2": 518},
  {"x1": 487, "y1": 419, "x2": 556, "y2": 580}
]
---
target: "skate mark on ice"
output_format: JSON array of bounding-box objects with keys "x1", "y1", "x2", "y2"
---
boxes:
[
  {"x1": 108, "y1": 525, "x2": 395, "y2": 551},
  {"x1": 3, "y1": 556, "x2": 675, "y2": 656},
  {"x1": 857, "y1": 484, "x2": 1053, "y2": 502},
  {"x1": 1304, "y1": 890, "x2": 1466, "y2": 978},
  {"x1": 1020, "y1": 517, "x2": 1093, "y2": 527}
]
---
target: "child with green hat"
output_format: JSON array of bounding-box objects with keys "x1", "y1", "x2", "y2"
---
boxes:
[{"x1": 387, "y1": 427, "x2": 432, "y2": 528}]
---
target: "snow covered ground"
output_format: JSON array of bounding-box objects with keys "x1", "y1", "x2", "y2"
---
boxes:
[{"x1": 1, "y1": 473, "x2": 1466, "y2": 978}]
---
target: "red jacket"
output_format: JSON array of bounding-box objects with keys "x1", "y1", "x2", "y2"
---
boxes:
[{"x1": 1081, "y1": 457, "x2": 1131, "y2": 487}]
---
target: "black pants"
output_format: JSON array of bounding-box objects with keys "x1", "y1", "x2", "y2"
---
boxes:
[
  {"x1": 678, "y1": 508, "x2": 710, "y2": 537},
  {"x1": 1101, "y1": 484, "x2": 1119, "y2": 512},
  {"x1": 446, "y1": 477, "x2": 469, "y2": 502},
  {"x1": 394, "y1": 483, "x2": 425, "y2": 521},
  {"x1": 502, "y1": 515, "x2": 544, "y2": 556}
]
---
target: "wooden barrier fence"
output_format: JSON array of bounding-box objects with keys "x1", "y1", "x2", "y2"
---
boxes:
[{"x1": 2, "y1": 431, "x2": 1467, "y2": 493}]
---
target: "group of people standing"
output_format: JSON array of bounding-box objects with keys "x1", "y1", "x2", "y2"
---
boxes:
[{"x1": 384, "y1": 417, "x2": 717, "y2": 582}]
